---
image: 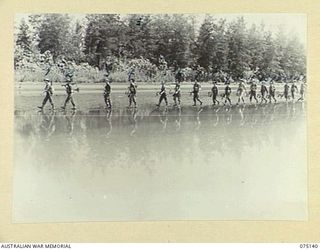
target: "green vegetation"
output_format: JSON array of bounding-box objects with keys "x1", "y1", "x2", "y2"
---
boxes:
[{"x1": 14, "y1": 14, "x2": 306, "y2": 83}]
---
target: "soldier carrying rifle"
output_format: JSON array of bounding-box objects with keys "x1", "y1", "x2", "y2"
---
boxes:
[
  {"x1": 236, "y1": 79, "x2": 246, "y2": 105},
  {"x1": 269, "y1": 80, "x2": 277, "y2": 103},
  {"x1": 260, "y1": 81, "x2": 269, "y2": 104},
  {"x1": 297, "y1": 81, "x2": 307, "y2": 101},
  {"x1": 283, "y1": 82, "x2": 290, "y2": 102},
  {"x1": 249, "y1": 78, "x2": 258, "y2": 103},
  {"x1": 191, "y1": 80, "x2": 203, "y2": 106},
  {"x1": 103, "y1": 73, "x2": 112, "y2": 109},
  {"x1": 156, "y1": 82, "x2": 168, "y2": 107},
  {"x1": 291, "y1": 81, "x2": 299, "y2": 101},
  {"x1": 127, "y1": 68, "x2": 137, "y2": 108},
  {"x1": 38, "y1": 78, "x2": 54, "y2": 110},
  {"x1": 61, "y1": 75, "x2": 77, "y2": 110},
  {"x1": 223, "y1": 82, "x2": 232, "y2": 106},
  {"x1": 127, "y1": 80, "x2": 137, "y2": 108},
  {"x1": 173, "y1": 82, "x2": 181, "y2": 107},
  {"x1": 210, "y1": 81, "x2": 220, "y2": 106}
]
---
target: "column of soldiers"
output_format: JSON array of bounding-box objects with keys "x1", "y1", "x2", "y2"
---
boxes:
[
  {"x1": 38, "y1": 60, "x2": 79, "y2": 110},
  {"x1": 38, "y1": 61, "x2": 307, "y2": 111}
]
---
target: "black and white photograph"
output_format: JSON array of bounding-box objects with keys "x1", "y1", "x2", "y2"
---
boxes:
[{"x1": 13, "y1": 13, "x2": 307, "y2": 222}]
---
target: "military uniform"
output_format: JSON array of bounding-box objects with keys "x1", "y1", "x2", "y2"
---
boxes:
[
  {"x1": 269, "y1": 82, "x2": 277, "y2": 103},
  {"x1": 260, "y1": 83, "x2": 268, "y2": 103},
  {"x1": 297, "y1": 83, "x2": 306, "y2": 101},
  {"x1": 157, "y1": 84, "x2": 168, "y2": 106},
  {"x1": 61, "y1": 80, "x2": 76, "y2": 109},
  {"x1": 104, "y1": 79, "x2": 112, "y2": 109},
  {"x1": 38, "y1": 79, "x2": 54, "y2": 109},
  {"x1": 224, "y1": 84, "x2": 232, "y2": 105},
  {"x1": 249, "y1": 82, "x2": 258, "y2": 103},
  {"x1": 192, "y1": 81, "x2": 203, "y2": 106},
  {"x1": 173, "y1": 83, "x2": 181, "y2": 106},
  {"x1": 284, "y1": 83, "x2": 290, "y2": 101},
  {"x1": 237, "y1": 81, "x2": 246, "y2": 104},
  {"x1": 291, "y1": 83, "x2": 299, "y2": 100},
  {"x1": 128, "y1": 82, "x2": 137, "y2": 107},
  {"x1": 211, "y1": 83, "x2": 219, "y2": 105}
]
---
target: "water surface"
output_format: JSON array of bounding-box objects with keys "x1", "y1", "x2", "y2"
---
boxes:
[{"x1": 13, "y1": 91, "x2": 307, "y2": 222}]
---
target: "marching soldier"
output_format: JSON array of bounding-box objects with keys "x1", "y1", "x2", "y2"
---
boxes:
[
  {"x1": 61, "y1": 77, "x2": 77, "y2": 110},
  {"x1": 260, "y1": 81, "x2": 269, "y2": 104},
  {"x1": 103, "y1": 73, "x2": 112, "y2": 109},
  {"x1": 297, "y1": 82, "x2": 306, "y2": 101},
  {"x1": 283, "y1": 82, "x2": 290, "y2": 102},
  {"x1": 269, "y1": 81, "x2": 277, "y2": 103},
  {"x1": 249, "y1": 79, "x2": 258, "y2": 103},
  {"x1": 236, "y1": 80, "x2": 246, "y2": 105},
  {"x1": 156, "y1": 82, "x2": 168, "y2": 106},
  {"x1": 191, "y1": 80, "x2": 203, "y2": 106},
  {"x1": 127, "y1": 79, "x2": 137, "y2": 108},
  {"x1": 211, "y1": 81, "x2": 220, "y2": 105},
  {"x1": 173, "y1": 82, "x2": 181, "y2": 106},
  {"x1": 224, "y1": 82, "x2": 232, "y2": 106},
  {"x1": 291, "y1": 81, "x2": 299, "y2": 101},
  {"x1": 38, "y1": 78, "x2": 54, "y2": 110}
]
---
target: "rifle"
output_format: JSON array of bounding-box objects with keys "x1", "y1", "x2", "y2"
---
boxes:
[{"x1": 61, "y1": 84, "x2": 80, "y2": 93}]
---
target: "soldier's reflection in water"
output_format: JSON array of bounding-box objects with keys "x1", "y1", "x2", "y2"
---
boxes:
[
  {"x1": 65, "y1": 109, "x2": 76, "y2": 136},
  {"x1": 159, "y1": 108, "x2": 168, "y2": 131},
  {"x1": 174, "y1": 107, "x2": 181, "y2": 131},
  {"x1": 195, "y1": 107, "x2": 203, "y2": 130},
  {"x1": 129, "y1": 108, "x2": 138, "y2": 136},
  {"x1": 259, "y1": 104, "x2": 267, "y2": 124},
  {"x1": 212, "y1": 106, "x2": 220, "y2": 127},
  {"x1": 224, "y1": 106, "x2": 232, "y2": 126},
  {"x1": 268, "y1": 103, "x2": 277, "y2": 122},
  {"x1": 301, "y1": 101, "x2": 305, "y2": 114},
  {"x1": 247, "y1": 105, "x2": 258, "y2": 127},
  {"x1": 237, "y1": 105, "x2": 246, "y2": 126},
  {"x1": 289, "y1": 102, "x2": 297, "y2": 120},
  {"x1": 105, "y1": 109, "x2": 112, "y2": 138},
  {"x1": 284, "y1": 102, "x2": 291, "y2": 120},
  {"x1": 38, "y1": 109, "x2": 56, "y2": 141}
]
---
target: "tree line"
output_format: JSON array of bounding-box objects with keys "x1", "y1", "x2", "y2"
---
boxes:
[{"x1": 14, "y1": 14, "x2": 306, "y2": 82}]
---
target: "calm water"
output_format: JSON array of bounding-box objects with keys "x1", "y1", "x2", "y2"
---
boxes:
[{"x1": 13, "y1": 91, "x2": 307, "y2": 222}]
